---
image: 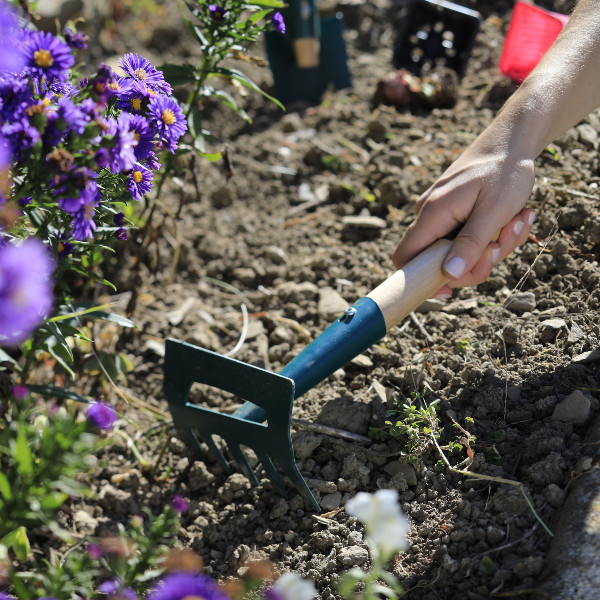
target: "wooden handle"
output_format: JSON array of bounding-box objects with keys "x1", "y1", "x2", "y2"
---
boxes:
[{"x1": 367, "y1": 238, "x2": 452, "y2": 330}]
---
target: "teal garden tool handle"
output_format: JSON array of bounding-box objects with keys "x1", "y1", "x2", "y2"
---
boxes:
[
  {"x1": 235, "y1": 238, "x2": 452, "y2": 423},
  {"x1": 288, "y1": 0, "x2": 321, "y2": 68}
]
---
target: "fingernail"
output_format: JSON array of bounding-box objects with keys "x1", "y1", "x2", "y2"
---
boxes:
[
  {"x1": 434, "y1": 292, "x2": 452, "y2": 300},
  {"x1": 513, "y1": 221, "x2": 524, "y2": 236},
  {"x1": 491, "y1": 247, "x2": 500, "y2": 265},
  {"x1": 444, "y1": 256, "x2": 466, "y2": 279},
  {"x1": 528, "y1": 211, "x2": 536, "y2": 226}
]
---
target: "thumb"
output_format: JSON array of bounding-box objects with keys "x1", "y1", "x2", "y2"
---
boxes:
[{"x1": 443, "y1": 212, "x2": 499, "y2": 280}]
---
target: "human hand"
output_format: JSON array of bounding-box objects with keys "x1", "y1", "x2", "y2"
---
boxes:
[{"x1": 392, "y1": 129, "x2": 537, "y2": 297}]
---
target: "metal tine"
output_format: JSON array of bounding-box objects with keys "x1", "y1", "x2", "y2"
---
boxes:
[
  {"x1": 277, "y1": 456, "x2": 321, "y2": 513},
  {"x1": 255, "y1": 452, "x2": 288, "y2": 497},
  {"x1": 226, "y1": 441, "x2": 260, "y2": 486},
  {"x1": 189, "y1": 428, "x2": 230, "y2": 474}
]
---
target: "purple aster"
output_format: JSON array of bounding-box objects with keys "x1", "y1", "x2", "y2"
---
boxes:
[
  {"x1": 115, "y1": 227, "x2": 128, "y2": 241},
  {"x1": 55, "y1": 233, "x2": 74, "y2": 259},
  {"x1": 12, "y1": 384, "x2": 29, "y2": 398},
  {"x1": 172, "y1": 495, "x2": 189, "y2": 514},
  {"x1": 0, "y1": 77, "x2": 31, "y2": 123},
  {"x1": 209, "y1": 5, "x2": 227, "y2": 21},
  {"x1": 145, "y1": 151, "x2": 161, "y2": 171},
  {"x1": 147, "y1": 96, "x2": 187, "y2": 153},
  {"x1": 20, "y1": 29, "x2": 75, "y2": 83},
  {"x1": 126, "y1": 163, "x2": 153, "y2": 201},
  {"x1": 70, "y1": 196, "x2": 97, "y2": 241},
  {"x1": 147, "y1": 573, "x2": 231, "y2": 600},
  {"x1": 18, "y1": 196, "x2": 31, "y2": 207},
  {"x1": 63, "y1": 28, "x2": 89, "y2": 50},
  {"x1": 118, "y1": 53, "x2": 172, "y2": 95},
  {"x1": 44, "y1": 96, "x2": 90, "y2": 145},
  {"x1": 86, "y1": 401, "x2": 117, "y2": 430},
  {"x1": 104, "y1": 115, "x2": 137, "y2": 174},
  {"x1": 120, "y1": 112, "x2": 154, "y2": 160},
  {"x1": 271, "y1": 12, "x2": 286, "y2": 34},
  {"x1": 0, "y1": 3, "x2": 25, "y2": 73},
  {"x1": 56, "y1": 172, "x2": 98, "y2": 213},
  {"x1": 0, "y1": 240, "x2": 54, "y2": 346},
  {"x1": 113, "y1": 212, "x2": 125, "y2": 227},
  {"x1": 1, "y1": 117, "x2": 42, "y2": 158}
]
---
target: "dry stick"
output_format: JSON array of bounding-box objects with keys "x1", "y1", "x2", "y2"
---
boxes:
[
  {"x1": 430, "y1": 431, "x2": 553, "y2": 537},
  {"x1": 290, "y1": 418, "x2": 372, "y2": 445},
  {"x1": 224, "y1": 303, "x2": 249, "y2": 358},
  {"x1": 409, "y1": 311, "x2": 434, "y2": 345}
]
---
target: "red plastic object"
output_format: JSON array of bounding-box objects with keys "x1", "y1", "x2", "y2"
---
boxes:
[{"x1": 499, "y1": 2, "x2": 569, "y2": 83}]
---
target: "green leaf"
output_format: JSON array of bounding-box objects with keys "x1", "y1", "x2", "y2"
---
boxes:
[
  {"x1": 40, "y1": 491, "x2": 67, "y2": 511},
  {"x1": 246, "y1": 0, "x2": 284, "y2": 7},
  {"x1": 1, "y1": 527, "x2": 31, "y2": 562},
  {"x1": 0, "y1": 347, "x2": 17, "y2": 365},
  {"x1": 26, "y1": 384, "x2": 92, "y2": 404},
  {"x1": 160, "y1": 62, "x2": 198, "y2": 86},
  {"x1": 90, "y1": 311, "x2": 137, "y2": 329},
  {"x1": 212, "y1": 88, "x2": 251, "y2": 122},
  {"x1": 15, "y1": 430, "x2": 33, "y2": 476},
  {"x1": 0, "y1": 472, "x2": 12, "y2": 501},
  {"x1": 211, "y1": 66, "x2": 284, "y2": 110}
]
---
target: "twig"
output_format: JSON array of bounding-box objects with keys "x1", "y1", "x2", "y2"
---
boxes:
[
  {"x1": 290, "y1": 418, "x2": 372, "y2": 445},
  {"x1": 225, "y1": 303, "x2": 248, "y2": 357},
  {"x1": 409, "y1": 311, "x2": 434, "y2": 345}
]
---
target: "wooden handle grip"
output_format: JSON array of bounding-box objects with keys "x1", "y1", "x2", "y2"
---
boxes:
[{"x1": 367, "y1": 238, "x2": 452, "y2": 331}]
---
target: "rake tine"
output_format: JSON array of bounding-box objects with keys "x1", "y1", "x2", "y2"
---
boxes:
[
  {"x1": 255, "y1": 452, "x2": 287, "y2": 497},
  {"x1": 278, "y1": 458, "x2": 321, "y2": 512},
  {"x1": 227, "y1": 441, "x2": 260, "y2": 486},
  {"x1": 189, "y1": 428, "x2": 230, "y2": 474}
]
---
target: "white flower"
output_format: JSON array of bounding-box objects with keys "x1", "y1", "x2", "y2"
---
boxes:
[
  {"x1": 346, "y1": 490, "x2": 410, "y2": 558},
  {"x1": 269, "y1": 572, "x2": 318, "y2": 600}
]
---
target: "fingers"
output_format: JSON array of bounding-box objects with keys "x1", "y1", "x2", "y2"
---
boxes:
[{"x1": 442, "y1": 207, "x2": 536, "y2": 290}]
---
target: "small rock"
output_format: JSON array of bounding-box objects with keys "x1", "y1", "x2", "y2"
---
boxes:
[
  {"x1": 292, "y1": 431, "x2": 322, "y2": 460},
  {"x1": 269, "y1": 499, "x2": 289, "y2": 519},
  {"x1": 264, "y1": 245, "x2": 289, "y2": 265},
  {"x1": 486, "y1": 525, "x2": 506, "y2": 545},
  {"x1": 188, "y1": 461, "x2": 216, "y2": 491},
  {"x1": 73, "y1": 509, "x2": 98, "y2": 534},
  {"x1": 416, "y1": 298, "x2": 446, "y2": 313},
  {"x1": 383, "y1": 459, "x2": 418, "y2": 486},
  {"x1": 309, "y1": 530, "x2": 336, "y2": 549},
  {"x1": 337, "y1": 546, "x2": 370, "y2": 567},
  {"x1": 445, "y1": 298, "x2": 478, "y2": 314},
  {"x1": 505, "y1": 292, "x2": 536, "y2": 313},
  {"x1": 270, "y1": 325, "x2": 295, "y2": 345},
  {"x1": 566, "y1": 321, "x2": 586, "y2": 345},
  {"x1": 277, "y1": 281, "x2": 319, "y2": 303},
  {"x1": 317, "y1": 397, "x2": 371, "y2": 436},
  {"x1": 320, "y1": 491, "x2": 342, "y2": 511},
  {"x1": 350, "y1": 354, "x2": 373, "y2": 368},
  {"x1": 307, "y1": 479, "x2": 338, "y2": 494},
  {"x1": 544, "y1": 483, "x2": 566, "y2": 508},
  {"x1": 551, "y1": 390, "x2": 591, "y2": 424},
  {"x1": 341, "y1": 215, "x2": 387, "y2": 230},
  {"x1": 318, "y1": 288, "x2": 350, "y2": 321},
  {"x1": 577, "y1": 123, "x2": 599, "y2": 149},
  {"x1": 541, "y1": 318, "x2": 567, "y2": 330},
  {"x1": 210, "y1": 186, "x2": 233, "y2": 208},
  {"x1": 573, "y1": 348, "x2": 600, "y2": 363}
]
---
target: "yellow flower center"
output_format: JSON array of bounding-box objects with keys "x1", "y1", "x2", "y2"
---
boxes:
[
  {"x1": 107, "y1": 82, "x2": 120, "y2": 91},
  {"x1": 181, "y1": 596, "x2": 206, "y2": 600},
  {"x1": 161, "y1": 109, "x2": 176, "y2": 126},
  {"x1": 134, "y1": 68, "x2": 148, "y2": 80},
  {"x1": 83, "y1": 203, "x2": 94, "y2": 221},
  {"x1": 130, "y1": 98, "x2": 142, "y2": 111},
  {"x1": 133, "y1": 132, "x2": 140, "y2": 142},
  {"x1": 133, "y1": 170, "x2": 143, "y2": 183},
  {"x1": 34, "y1": 49, "x2": 53, "y2": 68},
  {"x1": 57, "y1": 242, "x2": 65, "y2": 254}
]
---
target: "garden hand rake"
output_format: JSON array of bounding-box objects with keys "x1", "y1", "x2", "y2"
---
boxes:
[{"x1": 164, "y1": 239, "x2": 452, "y2": 512}]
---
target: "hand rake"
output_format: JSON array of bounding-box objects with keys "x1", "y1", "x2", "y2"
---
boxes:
[{"x1": 164, "y1": 239, "x2": 452, "y2": 512}]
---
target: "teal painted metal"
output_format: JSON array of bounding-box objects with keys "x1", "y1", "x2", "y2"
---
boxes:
[{"x1": 234, "y1": 296, "x2": 386, "y2": 423}]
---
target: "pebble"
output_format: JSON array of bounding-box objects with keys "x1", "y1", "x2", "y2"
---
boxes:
[
  {"x1": 416, "y1": 298, "x2": 446, "y2": 313},
  {"x1": 551, "y1": 390, "x2": 591, "y2": 424},
  {"x1": 383, "y1": 459, "x2": 418, "y2": 486},
  {"x1": 350, "y1": 354, "x2": 373, "y2": 368},
  {"x1": 320, "y1": 491, "x2": 343, "y2": 511},
  {"x1": 544, "y1": 483, "x2": 566, "y2": 508},
  {"x1": 341, "y1": 215, "x2": 387, "y2": 230},
  {"x1": 307, "y1": 479, "x2": 338, "y2": 494},
  {"x1": 291, "y1": 431, "x2": 322, "y2": 460},
  {"x1": 188, "y1": 461, "x2": 216, "y2": 491},
  {"x1": 504, "y1": 292, "x2": 536, "y2": 313},
  {"x1": 318, "y1": 288, "x2": 350, "y2": 321},
  {"x1": 73, "y1": 509, "x2": 98, "y2": 534},
  {"x1": 566, "y1": 321, "x2": 586, "y2": 345},
  {"x1": 337, "y1": 546, "x2": 369, "y2": 567},
  {"x1": 264, "y1": 245, "x2": 289, "y2": 265}
]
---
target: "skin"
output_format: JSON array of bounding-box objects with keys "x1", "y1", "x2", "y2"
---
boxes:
[{"x1": 392, "y1": 0, "x2": 600, "y2": 297}]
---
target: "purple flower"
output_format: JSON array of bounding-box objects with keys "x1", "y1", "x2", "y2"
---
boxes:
[
  {"x1": 118, "y1": 53, "x2": 172, "y2": 95},
  {"x1": 115, "y1": 227, "x2": 128, "y2": 241},
  {"x1": 18, "y1": 196, "x2": 31, "y2": 207},
  {"x1": 145, "y1": 151, "x2": 161, "y2": 171},
  {"x1": 209, "y1": 5, "x2": 227, "y2": 21},
  {"x1": 271, "y1": 12, "x2": 286, "y2": 34},
  {"x1": 147, "y1": 96, "x2": 187, "y2": 153},
  {"x1": 0, "y1": 3, "x2": 25, "y2": 73},
  {"x1": 0, "y1": 240, "x2": 54, "y2": 346},
  {"x1": 172, "y1": 495, "x2": 189, "y2": 514},
  {"x1": 88, "y1": 543, "x2": 104, "y2": 559},
  {"x1": 104, "y1": 115, "x2": 137, "y2": 174},
  {"x1": 126, "y1": 163, "x2": 153, "y2": 201},
  {"x1": 1, "y1": 117, "x2": 42, "y2": 158},
  {"x1": 55, "y1": 233, "x2": 74, "y2": 259},
  {"x1": 63, "y1": 28, "x2": 89, "y2": 50},
  {"x1": 12, "y1": 384, "x2": 29, "y2": 398},
  {"x1": 70, "y1": 198, "x2": 97, "y2": 241},
  {"x1": 57, "y1": 176, "x2": 98, "y2": 214},
  {"x1": 86, "y1": 401, "x2": 117, "y2": 430},
  {"x1": 113, "y1": 212, "x2": 125, "y2": 227},
  {"x1": 147, "y1": 573, "x2": 231, "y2": 600},
  {"x1": 20, "y1": 29, "x2": 75, "y2": 82},
  {"x1": 121, "y1": 113, "x2": 154, "y2": 160}
]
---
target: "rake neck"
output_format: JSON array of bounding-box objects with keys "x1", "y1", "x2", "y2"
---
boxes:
[{"x1": 234, "y1": 297, "x2": 386, "y2": 423}]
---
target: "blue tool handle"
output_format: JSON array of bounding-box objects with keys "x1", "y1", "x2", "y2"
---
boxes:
[
  {"x1": 234, "y1": 238, "x2": 453, "y2": 423},
  {"x1": 288, "y1": 0, "x2": 320, "y2": 40}
]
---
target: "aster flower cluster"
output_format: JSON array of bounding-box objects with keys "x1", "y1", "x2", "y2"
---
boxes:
[{"x1": 0, "y1": 26, "x2": 186, "y2": 251}]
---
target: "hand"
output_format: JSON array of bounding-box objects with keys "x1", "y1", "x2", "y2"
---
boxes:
[{"x1": 392, "y1": 127, "x2": 537, "y2": 297}]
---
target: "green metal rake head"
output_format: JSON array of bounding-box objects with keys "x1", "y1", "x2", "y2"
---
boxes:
[{"x1": 164, "y1": 239, "x2": 453, "y2": 511}]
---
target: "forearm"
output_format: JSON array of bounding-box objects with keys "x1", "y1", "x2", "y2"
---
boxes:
[{"x1": 491, "y1": 0, "x2": 600, "y2": 157}]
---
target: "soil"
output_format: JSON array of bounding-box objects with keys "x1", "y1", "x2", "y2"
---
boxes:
[{"x1": 48, "y1": 0, "x2": 600, "y2": 598}]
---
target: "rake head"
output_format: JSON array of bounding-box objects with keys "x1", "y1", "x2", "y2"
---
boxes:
[{"x1": 164, "y1": 338, "x2": 320, "y2": 511}]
